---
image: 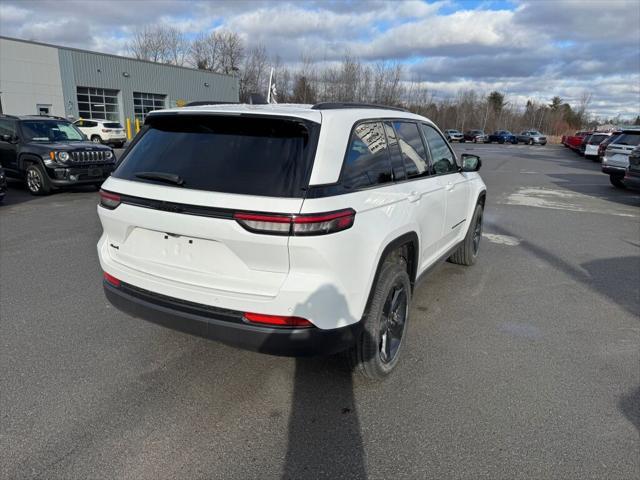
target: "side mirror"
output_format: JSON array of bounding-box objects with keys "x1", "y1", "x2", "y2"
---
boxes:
[
  {"x1": 461, "y1": 153, "x2": 481, "y2": 172},
  {"x1": 0, "y1": 134, "x2": 18, "y2": 143}
]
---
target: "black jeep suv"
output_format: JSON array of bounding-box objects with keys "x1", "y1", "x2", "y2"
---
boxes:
[{"x1": 0, "y1": 115, "x2": 116, "y2": 195}]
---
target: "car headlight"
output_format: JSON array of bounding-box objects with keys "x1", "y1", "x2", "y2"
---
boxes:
[
  {"x1": 105, "y1": 151, "x2": 113, "y2": 159},
  {"x1": 57, "y1": 151, "x2": 70, "y2": 162}
]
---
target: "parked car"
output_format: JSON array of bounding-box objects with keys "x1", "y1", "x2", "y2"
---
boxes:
[
  {"x1": 583, "y1": 132, "x2": 612, "y2": 160},
  {"x1": 444, "y1": 129, "x2": 465, "y2": 142},
  {"x1": 516, "y1": 130, "x2": 547, "y2": 145},
  {"x1": 563, "y1": 131, "x2": 590, "y2": 150},
  {"x1": 0, "y1": 167, "x2": 6, "y2": 202},
  {"x1": 0, "y1": 114, "x2": 116, "y2": 195},
  {"x1": 464, "y1": 129, "x2": 487, "y2": 143},
  {"x1": 98, "y1": 102, "x2": 487, "y2": 380},
  {"x1": 487, "y1": 130, "x2": 517, "y2": 144},
  {"x1": 623, "y1": 146, "x2": 640, "y2": 190},
  {"x1": 601, "y1": 129, "x2": 640, "y2": 188},
  {"x1": 597, "y1": 131, "x2": 622, "y2": 162},
  {"x1": 73, "y1": 119, "x2": 127, "y2": 148}
]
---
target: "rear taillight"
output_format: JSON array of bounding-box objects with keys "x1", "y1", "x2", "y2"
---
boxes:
[
  {"x1": 234, "y1": 209, "x2": 355, "y2": 236},
  {"x1": 99, "y1": 190, "x2": 121, "y2": 209},
  {"x1": 243, "y1": 312, "x2": 314, "y2": 328},
  {"x1": 103, "y1": 272, "x2": 121, "y2": 287}
]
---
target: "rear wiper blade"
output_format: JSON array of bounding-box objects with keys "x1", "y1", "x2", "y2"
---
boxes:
[{"x1": 134, "y1": 171, "x2": 185, "y2": 186}]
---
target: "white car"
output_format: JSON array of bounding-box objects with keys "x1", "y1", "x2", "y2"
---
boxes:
[
  {"x1": 583, "y1": 132, "x2": 611, "y2": 160},
  {"x1": 444, "y1": 129, "x2": 465, "y2": 142},
  {"x1": 74, "y1": 119, "x2": 127, "y2": 148},
  {"x1": 602, "y1": 129, "x2": 640, "y2": 188},
  {"x1": 97, "y1": 102, "x2": 486, "y2": 379}
]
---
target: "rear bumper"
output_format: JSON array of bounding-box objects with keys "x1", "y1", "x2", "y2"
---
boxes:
[
  {"x1": 103, "y1": 281, "x2": 362, "y2": 356},
  {"x1": 602, "y1": 165, "x2": 626, "y2": 176},
  {"x1": 103, "y1": 137, "x2": 126, "y2": 144}
]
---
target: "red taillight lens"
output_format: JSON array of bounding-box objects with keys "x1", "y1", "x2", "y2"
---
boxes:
[
  {"x1": 99, "y1": 190, "x2": 121, "y2": 209},
  {"x1": 243, "y1": 312, "x2": 314, "y2": 328},
  {"x1": 292, "y1": 209, "x2": 355, "y2": 236},
  {"x1": 233, "y1": 212, "x2": 291, "y2": 234},
  {"x1": 234, "y1": 209, "x2": 355, "y2": 236},
  {"x1": 103, "y1": 272, "x2": 121, "y2": 287}
]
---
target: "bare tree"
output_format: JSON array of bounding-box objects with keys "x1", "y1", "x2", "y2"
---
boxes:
[
  {"x1": 164, "y1": 27, "x2": 188, "y2": 66},
  {"x1": 240, "y1": 45, "x2": 268, "y2": 101},
  {"x1": 128, "y1": 25, "x2": 168, "y2": 62},
  {"x1": 217, "y1": 31, "x2": 244, "y2": 74}
]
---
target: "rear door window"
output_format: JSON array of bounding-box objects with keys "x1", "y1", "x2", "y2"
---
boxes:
[
  {"x1": 113, "y1": 115, "x2": 319, "y2": 197},
  {"x1": 382, "y1": 122, "x2": 406, "y2": 182},
  {"x1": 342, "y1": 122, "x2": 393, "y2": 189}
]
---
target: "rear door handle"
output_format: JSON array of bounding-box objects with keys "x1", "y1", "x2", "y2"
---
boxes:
[
  {"x1": 445, "y1": 182, "x2": 455, "y2": 191},
  {"x1": 407, "y1": 191, "x2": 421, "y2": 203}
]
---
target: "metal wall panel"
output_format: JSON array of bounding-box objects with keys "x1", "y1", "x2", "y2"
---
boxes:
[{"x1": 58, "y1": 48, "x2": 239, "y2": 126}]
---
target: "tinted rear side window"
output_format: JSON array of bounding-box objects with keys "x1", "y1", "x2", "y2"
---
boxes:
[
  {"x1": 383, "y1": 122, "x2": 406, "y2": 182},
  {"x1": 113, "y1": 115, "x2": 318, "y2": 197},
  {"x1": 342, "y1": 122, "x2": 393, "y2": 189},
  {"x1": 614, "y1": 133, "x2": 640, "y2": 146},
  {"x1": 588, "y1": 134, "x2": 608, "y2": 144}
]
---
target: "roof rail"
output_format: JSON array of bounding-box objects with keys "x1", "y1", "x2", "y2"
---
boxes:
[
  {"x1": 184, "y1": 100, "x2": 240, "y2": 107},
  {"x1": 311, "y1": 102, "x2": 408, "y2": 112}
]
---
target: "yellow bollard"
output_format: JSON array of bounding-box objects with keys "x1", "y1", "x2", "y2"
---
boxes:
[
  {"x1": 135, "y1": 118, "x2": 140, "y2": 134},
  {"x1": 126, "y1": 118, "x2": 132, "y2": 140}
]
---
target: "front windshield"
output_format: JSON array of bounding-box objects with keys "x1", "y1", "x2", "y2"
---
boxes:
[
  {"x1": 21, "y1": 120, "x2": 85, "y2": 142},
  {"x1": 529, "y1": 130, "x2": 542, "y2": 135}
]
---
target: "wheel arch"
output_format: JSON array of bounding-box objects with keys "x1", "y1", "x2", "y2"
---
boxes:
[
  {"x1": 18, "y1": 153, "x2": 45, "y2": 172},
  {"x1": 363, "y1": 231, "x2": 419, "y2": 316}
]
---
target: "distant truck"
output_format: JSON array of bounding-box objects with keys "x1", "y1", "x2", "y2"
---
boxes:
[{"x1": 562, "y1": 131, "x2": 590, "y2": 150}]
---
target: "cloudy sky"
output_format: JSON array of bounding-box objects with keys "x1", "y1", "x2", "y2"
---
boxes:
[{"x1": 1, "y1": 0, "x2": 638, "y2": 118}]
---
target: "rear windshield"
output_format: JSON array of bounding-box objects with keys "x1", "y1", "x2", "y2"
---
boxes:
[
  {"x1": 104, "y1": 122, "x2": 123, "y2": 128},
  {"x1": 612, "y1": 132, "x2": 640, "y2": 147},
  {"x1": 588, "y1": 134, "x2": 608, "y2": 144},
  {"x1": 113, "y1": 115, "x2": 319, "y2": 197}
]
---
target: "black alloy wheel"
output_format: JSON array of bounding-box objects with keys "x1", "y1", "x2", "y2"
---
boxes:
[{"x1": 378, "y1": 283, "x2": 408, "y2": 364}]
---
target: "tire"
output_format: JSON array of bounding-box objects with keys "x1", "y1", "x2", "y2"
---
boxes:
[
  {"x1": 610, "y1": 176, "x2": 626, "y2": 189},
  {"x1": 449, "y1": 203, "x2": 483, "y2": 266},
  {"x1": 25, "y1": 163, "x2": 51, "y2": 195},
  {"x1": 349, "y1": 262, "x2": 411, "y2": 381},
  {"x1": 91, "y1": 135, "x2": 103, "y2": 144},
  {"x1": 115, "y1": 142, "x2": 125, "y2": 149}
]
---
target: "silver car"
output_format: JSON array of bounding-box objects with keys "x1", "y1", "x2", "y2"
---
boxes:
[
  {"x1": 444, "y1": 129, "x2": 465, "y2": 142},
  {"x1": 602, "y1": 129, "x2": 640, "y2": 188},
  {"x1": 517, "y1": 130, "x2": 547, "y2": 145}
]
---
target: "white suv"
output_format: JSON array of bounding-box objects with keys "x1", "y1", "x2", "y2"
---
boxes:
[
  {"x1": 74, "y1": 119, "x2": 127, "y2": 148},
  {"x1": 97, "y1": 103, "x2": 486, "y2": 379}
]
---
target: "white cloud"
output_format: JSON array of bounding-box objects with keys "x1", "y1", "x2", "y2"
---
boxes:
[{"x1": 0, "y1": 0, "x2": 637, "y2": 118}]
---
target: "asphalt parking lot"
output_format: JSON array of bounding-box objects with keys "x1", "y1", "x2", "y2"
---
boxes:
[{"x1": 1, "y1": 144, "x2": 638, "y2": 479}]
